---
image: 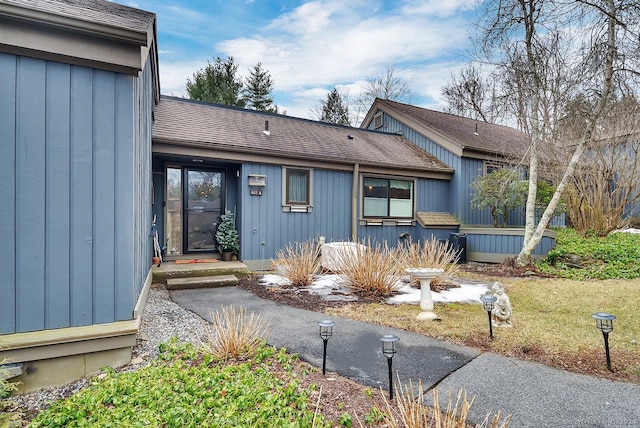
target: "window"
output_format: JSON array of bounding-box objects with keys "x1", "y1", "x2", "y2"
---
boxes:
[
  {"x1": 373, "y1": 112, "x2": 383, "y2": 129},
  {"x1": 484, "y1": 161, "x2": 505, "y2": 175},
  {"x1": 363, "y1": 177, "x2": 414, "y2": 218},
  {"x1": 283, "y1": 167, "x2": 313, "y2": 211}
]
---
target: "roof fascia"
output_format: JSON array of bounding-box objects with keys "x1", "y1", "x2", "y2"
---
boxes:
[
  {"x1": 153, "y1": 141, "x2": 453, "y2": 180},
  {"x1": 366, "y1": 99, "x2": 464, "y2": 157},
  {"x1": 0, "y1": 3, "x2": 149, "y2": 45},
  {"x1": 462, "y1": 146, "x2": 523, "y2": 162},
  {"x1": 0, "y1": 4, "x2": 154, "y2": 74}
]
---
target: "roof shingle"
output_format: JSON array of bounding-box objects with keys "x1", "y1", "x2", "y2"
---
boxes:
[
  {"x1": 153, "y1": 97, "x2": 453, "y2": 174},
  {"x1": 0, "y1": 0, "x2": 154, "y2": 34},
  {"x1": 373, "y1": 99, "x2": 529, "y2": 157}
]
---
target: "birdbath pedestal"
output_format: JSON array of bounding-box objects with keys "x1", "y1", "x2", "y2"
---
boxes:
[{"x1": 406, "y1": 268, "x2": 444, "y2": 321}]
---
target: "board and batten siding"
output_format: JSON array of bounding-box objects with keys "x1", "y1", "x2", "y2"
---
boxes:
[
  {"x1": 366, "y1": 112, "x2": 465, "y2": 221},
  {"x1": 239, "y1": 164, "x2": 352, "y2": 261},
  {"x1": 0, "y1": 53, "x2": 152, "y2": 335}
]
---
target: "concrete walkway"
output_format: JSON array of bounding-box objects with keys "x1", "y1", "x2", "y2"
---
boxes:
[{"x1": 171, "y1": 287, "x2": 640, "y2": 428}]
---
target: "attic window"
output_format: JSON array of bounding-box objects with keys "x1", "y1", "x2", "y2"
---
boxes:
[{"x1": 373, "y1": 112, "x2": 383, "y2": 129}]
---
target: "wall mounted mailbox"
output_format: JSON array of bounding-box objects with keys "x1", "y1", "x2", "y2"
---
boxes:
[{"x1": 248, "y1": 174, "x2": 266, "y2": 187}]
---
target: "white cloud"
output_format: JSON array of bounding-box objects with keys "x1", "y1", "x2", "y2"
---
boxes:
[{"x1": 155, "y1": 0, "x2": 480, "y2": 118}]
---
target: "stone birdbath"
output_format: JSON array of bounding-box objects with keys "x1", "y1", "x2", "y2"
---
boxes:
[{"x1": 405, "y1": 268, "x2": 444, "y2": 321}]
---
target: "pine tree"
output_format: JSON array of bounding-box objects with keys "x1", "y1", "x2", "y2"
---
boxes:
[
  {"x1": 186, "y1": 56, "x2": 245, "y2": 107},
  {"x1": 215, "y1": 210, "x2": 239, "y2": 253},
  {"x1": 319, "y1": 88, "x2": 350, "y2": 126},
  {"x1": 243, "y1": 63, "x2": 276, "y2": 112}
]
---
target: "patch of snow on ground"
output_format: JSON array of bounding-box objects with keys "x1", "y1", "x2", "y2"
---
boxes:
[
  {"x1": 259, "y1": 274, "x2": 291, "y2": 286},
  {"x1": 260, "y1": 274, "x2": 491, "y2": 305}
]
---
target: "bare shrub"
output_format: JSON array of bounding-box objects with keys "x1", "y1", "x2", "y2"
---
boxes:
[
  {"x1": 273, "y1": 240, "x2": 321, "y2": 286},
  {"x1": 380, "y1": 378, "x2": 512, "y2": 428},
  {"x1": 394, "y1": 238, "x2": 460, "y2": 287},
  {"x1": 338, "y1": 239, "x2": 402, "y2": 298},
  {"x1": 199, "y1": 305, "x2": 270, "y2": 361}
]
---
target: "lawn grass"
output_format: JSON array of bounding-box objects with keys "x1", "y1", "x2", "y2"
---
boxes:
[{"x1": 327, "y1": 277, "x2": 640, "y2": 381}]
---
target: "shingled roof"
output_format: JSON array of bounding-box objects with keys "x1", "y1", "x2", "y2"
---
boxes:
[
  {"x1": 153, "y1": 97, "x2": 454, "y2": 176},
  {"x1": 0, "y1": 0, "x2": 155, "y2": 36},
  {"x1": 363, "y1": 98, "x2": 530, "y2": 158}
]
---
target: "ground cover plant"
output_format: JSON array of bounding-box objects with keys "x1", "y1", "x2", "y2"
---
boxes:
[
  {"x1": 29, "y1": 341, "x2": 328, "y2": 428},
  {"x1": 539, "y1": 228, "x2": 640, "y2": 279}
]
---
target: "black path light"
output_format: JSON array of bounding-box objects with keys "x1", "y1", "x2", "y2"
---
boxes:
[
  {"x1": 380, "y1": 334, "x2": 400, "y2": 399},
  {"x1": 591, "y1": 312, "x2": 616, "y2": 372},
  {"x1": 317, "y1": 320, "x2": 335, "y2": 375},
  {"x1": 480, "y1": 293, "x2": 497, "y2": 339}
]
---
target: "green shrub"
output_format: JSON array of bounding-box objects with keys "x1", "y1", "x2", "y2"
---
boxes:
[
  {"x1": 539, "y1": 228, "x2": 640, "y2": 279},
  {"x1": 0, "y1": 358, "x2": 22, "y2": 427},
  {"x1": 30, "y1": 341, "x2": 327, "y2": 428}
]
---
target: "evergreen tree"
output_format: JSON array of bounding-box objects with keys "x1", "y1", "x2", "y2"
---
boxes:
[
  {"x1": 243, "y1": 62, "x2": 276, "y2": 112},
  {"x1": 186, "y1": 56, "x2": 245, "y2": 107},
  {"x1": 319, "y1": 88, "x2": 350, "y2": 126}
]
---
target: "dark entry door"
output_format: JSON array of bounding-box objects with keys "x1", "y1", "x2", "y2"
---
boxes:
[{"x1": 184, "y1": 168, "x2": 224, "y2": 253}]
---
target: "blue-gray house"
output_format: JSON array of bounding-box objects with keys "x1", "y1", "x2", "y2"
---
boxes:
[
  {"x1": 0, "y1": 0, "x2": 157, "y2": 391},
  {"x1": 0, "y1": 0, "x2": 556, "y2": 392}
]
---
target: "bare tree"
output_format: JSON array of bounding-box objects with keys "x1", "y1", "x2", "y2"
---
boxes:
[
  {"x1": 476, "y1": 0, "x2": 639, "y2": 265},
  {"x1": 565, "y1": 96, "x2": 640, "y2": 235},
  {"x1": 442, "y1": 64, "x2": 501, "y2": 122}
]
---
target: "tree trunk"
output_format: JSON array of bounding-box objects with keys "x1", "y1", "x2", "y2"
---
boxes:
[{"x1": 516, "y1": 0, "x2": 617, "y2": 266}]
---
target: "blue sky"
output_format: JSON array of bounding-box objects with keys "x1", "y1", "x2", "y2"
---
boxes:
[{"x1": 124, "y1": 0, "x2": 480, "y2": 119}]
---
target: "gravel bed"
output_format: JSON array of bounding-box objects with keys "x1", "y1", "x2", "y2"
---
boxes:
[{"x1": 10, "y1": 285, "x2": 207, "y2": 419}]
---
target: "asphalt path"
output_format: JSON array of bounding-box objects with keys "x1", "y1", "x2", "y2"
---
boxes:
[{"x1": 171, "y1": 287, "x2": 640, "y2": 427}]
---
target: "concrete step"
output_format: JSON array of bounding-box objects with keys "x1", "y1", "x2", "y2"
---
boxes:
[
  {"x1": 166, "y1": 275, "x2": 238, "y2": 290},
  {"x1": 152, "y1": 261, "x2": 249, "y2": 284}
]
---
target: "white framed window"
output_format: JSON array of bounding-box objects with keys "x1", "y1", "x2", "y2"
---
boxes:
[
  {"x1": 282, "y1": 167, "x2": 313, "y2": 212},
  {"x1": 362, "y1": 176, "x2": 414, "y2": 218},
  {"x1": 373, "y1": 112, "x2": 384, "y2": 129}
]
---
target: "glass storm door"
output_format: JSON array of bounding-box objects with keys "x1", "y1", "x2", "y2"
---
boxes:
[{"x1": 185, "y1": 169, "x2": 224, "y2": 253}]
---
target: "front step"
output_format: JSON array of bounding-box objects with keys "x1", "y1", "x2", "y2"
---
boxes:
[{"x1": 166, "y1": 275, "x2": 238, "y2": 290}]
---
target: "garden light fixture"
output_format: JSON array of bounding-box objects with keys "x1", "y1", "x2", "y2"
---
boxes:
[
  {"x1": 380, "y1": 334, "x2": 399, "y2": 399},
  {"x1": 591, "y1": 312, "x2": 616, "y2": 372},
  {"x1": 317, "y1": 320, "x2": 335, "y2": 375},
  {"x1": 480, "y1": 293, "x2": 497, "y2": 339}
]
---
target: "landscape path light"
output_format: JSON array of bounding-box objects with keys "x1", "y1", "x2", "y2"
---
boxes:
[
  {"x1": 317, "y1": 320, "x2": 335, "y2": 375},
  {"x1": 380, "y1": 334, "x2": 399, "y2": 399},
  {"x1": 591, "y1": 312, "x2": 616, "y2": 372},
  {"x1": 480, "y1": 293, "x2": 497, "y2": 339}
]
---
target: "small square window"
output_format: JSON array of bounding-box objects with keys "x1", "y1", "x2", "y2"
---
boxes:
[{"x1": 283, "y1": 167, "x2": 313, "y2": 211}]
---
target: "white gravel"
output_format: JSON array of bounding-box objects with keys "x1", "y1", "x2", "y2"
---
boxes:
[{"x1": 10, "y1": 285, "x2": 208, "y2": 419}]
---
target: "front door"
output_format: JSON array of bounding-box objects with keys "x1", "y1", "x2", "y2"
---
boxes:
[{"x1": 166, "y1": 166, "x2": 225, "y2": 254}]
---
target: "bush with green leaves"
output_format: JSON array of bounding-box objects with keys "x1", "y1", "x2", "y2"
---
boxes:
[
  {"x1": 471, "y1": 168, "x2": 528, "y2": 227},
  {"x1": 215, "y1": 209, "x2": 240, "y2": 253},
  {"x1": 539, "y1": 228, "x2": 640, "y2": 279},
  {"x1": 30, "y1": 340, "x2": 327, "y2": 428},
  {"x1": 0, "y1": 359, "x2": 21, "y2": 427}
]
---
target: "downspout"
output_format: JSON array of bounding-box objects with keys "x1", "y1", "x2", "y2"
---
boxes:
[{"x1": 351, "y1": 163, "x2": 359, "y2": 241}]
